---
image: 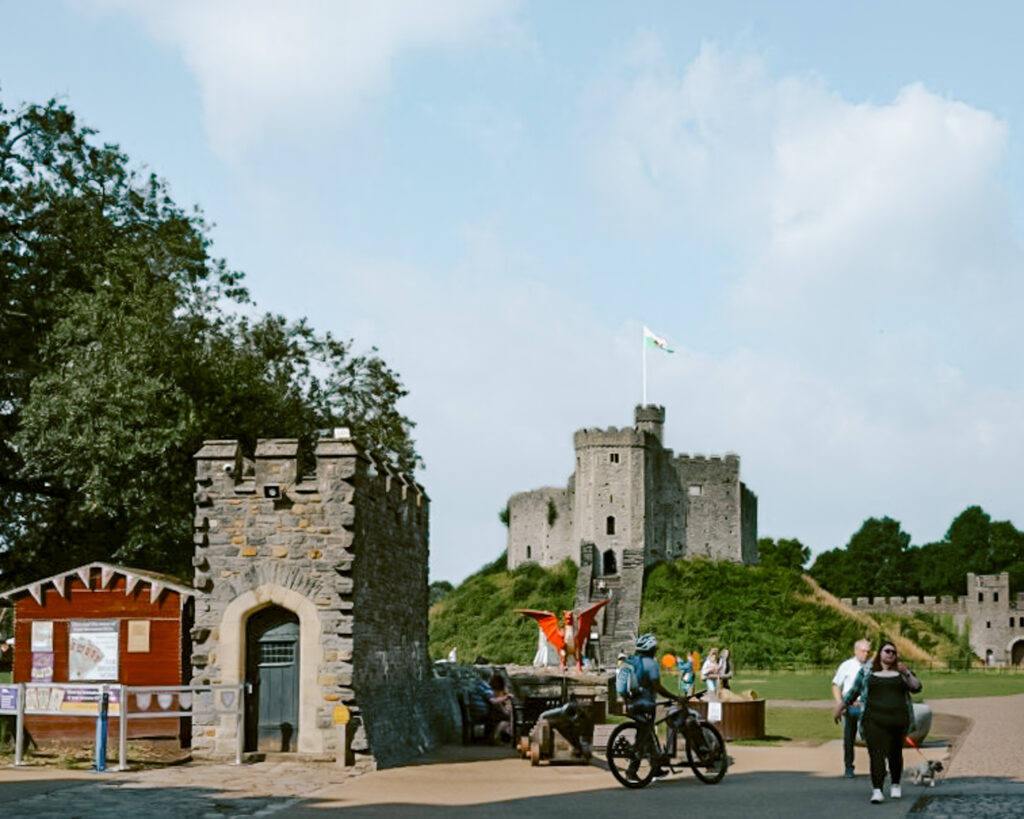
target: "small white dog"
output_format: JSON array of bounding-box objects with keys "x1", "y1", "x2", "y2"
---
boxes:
[{"x1": 911, "y1": 759, "x2": 944, "y2": 787}]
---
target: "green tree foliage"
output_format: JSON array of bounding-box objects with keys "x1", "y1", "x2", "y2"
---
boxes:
[
  {"x1": 812, "y1": 507, "x2": 1024, "y2": 598},
  {"x1": 809, "y1": 517, "x2": 911, "y2": 597},
  {"x1": 757, "y1": 537, "x2": 810, "y2": 571},
  {"x1": 429, "y1": 556, "x2": 577, "y2": 663},
  {"x1": 0, "y1": 97, "x2": 419, "y2": 586},
  {"x1": 428, "y1": 580, "x2": 454, "y2": 606}
]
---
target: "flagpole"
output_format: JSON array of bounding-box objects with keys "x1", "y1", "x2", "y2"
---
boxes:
[{"x1": 641, "y1": 326, "x2": 647, "y2": 406}]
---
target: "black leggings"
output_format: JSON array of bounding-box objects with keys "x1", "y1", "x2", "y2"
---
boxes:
[{"x1": 860, "y1": 717, "x2": 906, "y2": 789}]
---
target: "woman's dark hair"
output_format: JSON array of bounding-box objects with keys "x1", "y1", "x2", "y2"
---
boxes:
[{"x1": 872, "y1": 640, "x2": 898, "y2": 672}]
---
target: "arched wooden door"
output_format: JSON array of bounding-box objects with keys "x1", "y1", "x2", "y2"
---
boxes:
[{"x1": 245, "y1": 606, "x2": 299, "y2": 752}]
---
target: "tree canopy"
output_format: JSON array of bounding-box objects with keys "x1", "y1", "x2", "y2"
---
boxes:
[
  {"x1": 809, "y1": 507, "x2": 1024, "y2": 597},
  {"x1": 1, "y1": 96, "x2": 419, "y2": 587},
  {"x1": 757, "y1": 537, "x2": 810, "y2": 572}
]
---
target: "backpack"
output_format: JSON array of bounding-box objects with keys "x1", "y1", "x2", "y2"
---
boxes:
[{"x1": 615, "y1": 654, "x2": 644, "y2": 700}]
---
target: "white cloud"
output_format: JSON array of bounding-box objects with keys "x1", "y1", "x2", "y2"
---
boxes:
[
  {"x1": 88, "y1": 0, "x2": 517, "y2": 157},
  {"x1": 576, "y1": 36, "x2": 1024, "y2": 557}
]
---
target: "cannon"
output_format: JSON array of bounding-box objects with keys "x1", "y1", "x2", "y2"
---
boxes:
[{"x1": 518, "y1": 700, "x2": 594, "y2": 766}]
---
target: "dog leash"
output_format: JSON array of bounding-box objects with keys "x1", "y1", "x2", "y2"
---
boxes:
[{"x1": 905, "y1": 734, "x2": 928, "y2": 760}]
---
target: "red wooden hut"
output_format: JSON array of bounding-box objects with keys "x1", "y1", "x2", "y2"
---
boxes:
[{"x1": 0, "y1": 562, "x2": 194, "y2": 743}]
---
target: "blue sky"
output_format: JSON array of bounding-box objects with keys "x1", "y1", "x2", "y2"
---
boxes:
[{"x1": 4, "y1": 1, "x2": 1024, "y2": 583}]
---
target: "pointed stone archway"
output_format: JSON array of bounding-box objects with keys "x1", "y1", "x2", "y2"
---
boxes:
[{"x1": 219, "y1": 584, "x2": 324, "y2": 755}]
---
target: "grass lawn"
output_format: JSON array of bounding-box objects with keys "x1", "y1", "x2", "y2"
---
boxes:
[
  {"x1": 731, "y1": 706, "x2": 843, "y2": 746},
  {"x1": 0, "y1": 671, "x2": 10, "y2": 684}
]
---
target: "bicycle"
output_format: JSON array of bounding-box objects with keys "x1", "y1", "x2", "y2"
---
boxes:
[{"x1": 606, "y1": 696, "x2": 728, "y2": 788}]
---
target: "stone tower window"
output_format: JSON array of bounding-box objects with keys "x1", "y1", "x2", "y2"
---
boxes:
[
  {"x1": 986, "y1": 621, "x2": 991, "y2": 628},
  {"x1": 688, "y1": 485, "x2": 702, "y2": 496},
  {"x1": 1011, "y1": 617, "x2": 1015, "y2": 627},
  {"x1": 994, "y1": 591, "x2": 999, "y2": 603},
  {"x1": 610, "y1": 453, "x2": 619, "y2": 463},
  {"x1": 606, "y1": 516, "x2": 615, "y2": 535},
  {"x1": 979, "y1": 592, "x2": 984, "y2": 603},
  {"x1": 526, "y1": 545, "x2": 531, "y2": 559}
]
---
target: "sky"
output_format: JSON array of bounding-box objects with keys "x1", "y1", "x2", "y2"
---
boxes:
[{"x1": 3, "y1": 1, "x2": 1024, "y2": 584}]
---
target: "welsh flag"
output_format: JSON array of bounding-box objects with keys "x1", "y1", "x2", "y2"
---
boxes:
[{"x1": 644, "y1": 326, "x2": 674, "y2": 353}]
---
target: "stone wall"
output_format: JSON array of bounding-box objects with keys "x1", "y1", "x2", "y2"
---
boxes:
[
  {"x1": 506, "y1": 487, "x2": 573, "y2": 568},
  {"x1": 674, "y1": 454, "x2": 748, "y2": 563},
  {"x1": 838, "y1": 572, "x2": 1024, "y2": 666},
  {"x1": 350, "y1": 451, "x2": 461, "y2": 767},
  {"x1": 190, "y1": 433, "x2": 458, "y2": 765}
]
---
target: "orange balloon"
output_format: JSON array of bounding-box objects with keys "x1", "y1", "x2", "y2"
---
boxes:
[{"x1": 661, "y1": 653, "x2": 676, "y2": 668}]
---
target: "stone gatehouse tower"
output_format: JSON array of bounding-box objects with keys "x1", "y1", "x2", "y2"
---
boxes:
[
  {"x1": 506, "y1": 405, "x2": 757, "y2": 663},
  {"x1": 190, "y1": 431, "x2": 457, "y2": 766}
]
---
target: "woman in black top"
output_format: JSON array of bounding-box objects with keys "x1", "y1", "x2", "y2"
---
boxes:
[{"x1": 835, "y1": 640, "x2": 922, "y2": 804}]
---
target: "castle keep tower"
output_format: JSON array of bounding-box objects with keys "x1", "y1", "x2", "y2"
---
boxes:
[
  {"x1": 506, "y1": 406, "x2": 757, "y2": 662},
  {"x1": 190, "y1": 432, "x2": 456, "y2": 766}
]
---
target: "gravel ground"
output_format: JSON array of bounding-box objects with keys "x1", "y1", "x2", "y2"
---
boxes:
[{"x1": 927, "y1": 693, "x2": 1024, "y2": 780}]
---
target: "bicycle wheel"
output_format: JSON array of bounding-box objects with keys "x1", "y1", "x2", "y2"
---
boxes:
[
  {"x1": 606, "y1": 722, "x2": 656, "y2": 789},
  {"x1": 685, "y1": 721, "x2": 728, "y2": 784}
]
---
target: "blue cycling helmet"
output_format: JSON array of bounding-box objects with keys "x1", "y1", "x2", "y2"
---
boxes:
[{"x1": 635, "y1": 633, "x2": 657, "y2": 654}]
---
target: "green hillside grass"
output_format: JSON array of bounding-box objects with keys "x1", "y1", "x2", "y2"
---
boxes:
[
  {"x1": 430, "y1": 555, "x2": 973, "y2": 669},
  {"x1": 429, "y1": 555, "x2": 577, "y2": 663},
  {"x1": 639, "y1": 560, "x2": 865, "y2": 667}
]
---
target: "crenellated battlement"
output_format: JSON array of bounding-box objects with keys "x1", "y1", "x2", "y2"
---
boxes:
[
  {"x1": 194, "y1": 431, "x2": 426, "y2": 509},
  {"x1": 675, "y1": 453, "x2": 741, "y2": 466},
  {"x1": 839, "y1": 595, "x2": 965, "y2": 614},
  {"x1": 573, "y1": 426, "x2": 648, "y2": 448}
]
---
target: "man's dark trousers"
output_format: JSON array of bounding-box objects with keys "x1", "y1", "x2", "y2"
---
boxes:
[{"x1": 843, "y1": 705, "x2": 862, "y2": 774}]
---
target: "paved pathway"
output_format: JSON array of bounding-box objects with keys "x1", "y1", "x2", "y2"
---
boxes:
[{"x1": 1, "y1": 695, "x2": 1021, "y2": 817}]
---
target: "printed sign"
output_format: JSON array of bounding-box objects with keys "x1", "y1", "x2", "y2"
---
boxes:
[
  {"x1": 30, "y1": 621, "x2": 53, "y2": 652},
  {"x1": 25, "y1": 685, "x2": 120, "y2": 715},
  {"x1": 68, "y1": 620, "x2": 119, "y2": 681},
  {"x1": 127, "y1": 620, "x2": 150, "y2": 653},
  {"x1": 707, "y1": 701, "x2": 723, "y2": 723},
  {"x1": 0, "y1": 686, "x2": 16, "y2": 712},
  {"x1": 31, "y1": 652, "x2": 54, "y2": 682}
]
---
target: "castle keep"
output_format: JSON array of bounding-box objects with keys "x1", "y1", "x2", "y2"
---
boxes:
[
  {"x1": 190, "y1": 432, "x2": 457, "y2": 767},
  {"x1": 506, "y1": 405, "x2": 757, "y2": 663}
]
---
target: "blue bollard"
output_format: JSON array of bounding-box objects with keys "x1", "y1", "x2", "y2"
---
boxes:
[{"x1": 94, "y1": 686, "x2": 109, "y2": 772}]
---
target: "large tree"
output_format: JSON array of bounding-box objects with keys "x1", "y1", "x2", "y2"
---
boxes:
[
  {"x1": 1, "y1": 97, "x2": 419, "y2": 586},
  {"x1": 809, "y1": 517, "x2": 911, "y2": 597}
]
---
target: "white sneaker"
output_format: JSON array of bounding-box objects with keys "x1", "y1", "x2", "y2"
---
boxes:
[
  {"x1": 870, "y1": 789, "x2": 884, "y2": 804},
  {"x1": 890, "y1": 784, "x2": 902, "y2": 799}
]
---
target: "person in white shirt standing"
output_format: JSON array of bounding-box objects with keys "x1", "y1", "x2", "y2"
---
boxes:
[{"x1": 832, "y1": 639, "x2": 872, "y2": 778}]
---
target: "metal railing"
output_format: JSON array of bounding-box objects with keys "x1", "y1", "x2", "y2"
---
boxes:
[{"x1": 1, "y1": 682, "x2": 244, "y2": 770}]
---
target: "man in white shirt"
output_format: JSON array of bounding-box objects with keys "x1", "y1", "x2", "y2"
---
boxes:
[{"x1": 832, "y1": 639, "x2": 872, "y2": 778}]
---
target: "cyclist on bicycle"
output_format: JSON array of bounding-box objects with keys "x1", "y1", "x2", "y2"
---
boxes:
[{"x1": 627, "y1": 633, "x2": 680, "y2": 778}]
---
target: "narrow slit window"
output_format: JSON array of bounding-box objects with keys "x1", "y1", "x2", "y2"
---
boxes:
[
  {"x1": 606, "y1": 516, "x2": 615, "y2": 535},
  {"x1": 609, "y1": 453, "x2": 619, "y2": 463}
]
